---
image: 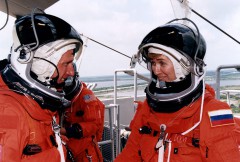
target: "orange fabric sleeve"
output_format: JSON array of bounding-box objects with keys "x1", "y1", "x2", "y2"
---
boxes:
[
  {"x1": 0, "y1": 95, "x2": 63, "y2": 162},
  {"x1": 114, "y1": 101, "x2": 145, "y2": 162},
  {"x1": 199, "y1": 97, "x2": 240, "y2": 161},
  {"x1": 21, "y1": 148, "x2": 60, "y2": 162},
  {"x1": 69, "y1": 83, "x2": 105, "y2": 141},
  {"x1": 0, "y1": 96, "x2": 29, "y2": 162}
]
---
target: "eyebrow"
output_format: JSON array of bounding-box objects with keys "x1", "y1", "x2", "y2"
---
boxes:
[{"x1": 151, "y1": 58, "x2": 166, "y2": 61}]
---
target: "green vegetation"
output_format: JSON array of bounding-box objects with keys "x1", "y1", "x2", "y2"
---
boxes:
[
  {"x1": 90, "y1": 69, "x2": 240, "y2": 113},
  {"x1": 220, "y1": 92, "x2": 240, "y2": 113}
]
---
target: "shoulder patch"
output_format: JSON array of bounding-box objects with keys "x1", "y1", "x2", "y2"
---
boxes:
[
  {"x1": 83, "y1": 94, "x2": 96, "y2": 103},
  {"x1": 208, "y1": 109, "x2": 235, "y2": 127}
]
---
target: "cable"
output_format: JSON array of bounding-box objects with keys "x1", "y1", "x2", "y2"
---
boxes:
[
  {"x1": 80, "y1": 34, "x2": 131, "y2": 59},
  {"x1": 190, "y1": 8, "x2": 240, "y2": 45},
  {"x1": 30, "y1": 8, "x2": 46, "y2": 51},
  {"x1": 33, "y1": 57, "x2": 59, "y2": 87},
  {"x1": 174, "y1": 0, "x2": 240, "y2": 45}
]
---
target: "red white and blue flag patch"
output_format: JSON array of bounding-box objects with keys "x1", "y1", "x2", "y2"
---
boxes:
[
  {"x1": 208, "y1": 109, "x2": 235, "y2": 127},
  {"x1": 83, "y1": 94, "x2": 96, "y2": 103}
]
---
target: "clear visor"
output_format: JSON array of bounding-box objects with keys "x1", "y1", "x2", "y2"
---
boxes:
[
  {"x1": 135, "y1": 43, "x2": 205, "y2": 102},
  {"x1": 136, "y1": 43, "x2": 194, "y2": 81},
  {"x1": 31, "y1": 39, "x2": 82, "y2": 84}
]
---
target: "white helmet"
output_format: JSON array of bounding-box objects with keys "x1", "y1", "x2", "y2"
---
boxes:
[
  {"x1": 136, "y1": 19, "x2": 206, "y2": 112},
  {"x1": 2, "y1": 13, "x2": 83, "y2": 111}
]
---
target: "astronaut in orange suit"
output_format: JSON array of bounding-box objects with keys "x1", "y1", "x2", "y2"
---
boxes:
[
  {"x1": 61, "y1": 81, "x2": 105, "y2": 162},
  {"x1": 115, "y1": 19, "x2": 240, "y2": 162},
  {"x1": 0, "y1": 13, "x2": 83, "y2": 162}
]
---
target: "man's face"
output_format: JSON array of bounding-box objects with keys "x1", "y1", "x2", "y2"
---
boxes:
[{"x1": 51, "y1": 49, "x2": 75, "y2": 86}]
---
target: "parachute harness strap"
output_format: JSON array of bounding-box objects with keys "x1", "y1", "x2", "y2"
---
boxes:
[{"x1": 52, "y1": 116, "x2": 65, "y2": 162}]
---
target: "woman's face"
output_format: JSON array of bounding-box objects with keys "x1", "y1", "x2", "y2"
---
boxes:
[{"x1": 150, "y1": 53, "x2": 176, "y2": 82}]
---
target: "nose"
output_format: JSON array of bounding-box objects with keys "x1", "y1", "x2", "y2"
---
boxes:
[
  {"x1": 153, "y1": 64, "x2": 162, "y2": 74},
  {"x1": 67, "y1": 64, "x2": 75, "y2": 77}
]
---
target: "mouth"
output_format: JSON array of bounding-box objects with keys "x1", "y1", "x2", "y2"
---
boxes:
[
  {"x1": 58, "y1": 77, "x2": 67, "y2": 83},
  {"x1": 157, "y1": 75, "x2": 167, "y2": 80}
]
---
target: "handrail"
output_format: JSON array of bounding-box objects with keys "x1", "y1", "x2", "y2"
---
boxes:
[
  {"x1": 215, "y1": 64, "x2": 240, "y2": 99},
  {"x1": 113, "y1": 68, "x2": 142, "y2": 156},
  {"x1": 98, "y1": 104, "x2": 119, "y2": 161},
  {"x1": 220, "y1": 89, "x2": 240, "y2": 106},
  {"x1": 86, "y1": 82, "x2": 97, "y2": 90}
]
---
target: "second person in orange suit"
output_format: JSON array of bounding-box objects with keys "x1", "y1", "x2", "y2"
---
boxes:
[
  {"x1": 115, "y1": 19, "x2": 240, "y2": 162},
  {"x1": 61, "y1": 81, "x2": 105, "y2": 162}
]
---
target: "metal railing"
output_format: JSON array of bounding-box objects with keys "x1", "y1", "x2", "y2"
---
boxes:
[
  {"x1": 220, "y1": 89, "x2": 240, "y2": 106},
  {"x1": 98, "y1": 104, "x2": 119, "y2": 161},
  {"x1": 113, "y1": 69, "x2": 138, "y2": 156},
  {"x1": 215, "y1": 64, "x2": 240, "y2": 99}
]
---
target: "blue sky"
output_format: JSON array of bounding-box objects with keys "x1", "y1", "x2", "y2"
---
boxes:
[{"x1": 0, "y1": 0, "x2": 240, "y2": 77}]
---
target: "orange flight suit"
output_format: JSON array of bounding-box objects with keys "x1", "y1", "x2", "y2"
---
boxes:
[
  {"x1": 64, "y1": 82, "x2": 105, "y2": 162},
  {"x1": 115, "y1": 84, "x2": 240, "y2": 162},
  {"x1": 0, "y1": 76, "x2": 66, "y2": 162}
]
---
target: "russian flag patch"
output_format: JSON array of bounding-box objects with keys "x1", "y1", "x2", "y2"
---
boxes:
[{"x1": 208, "y1": 109, "x2": 235, "y2": 127}]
